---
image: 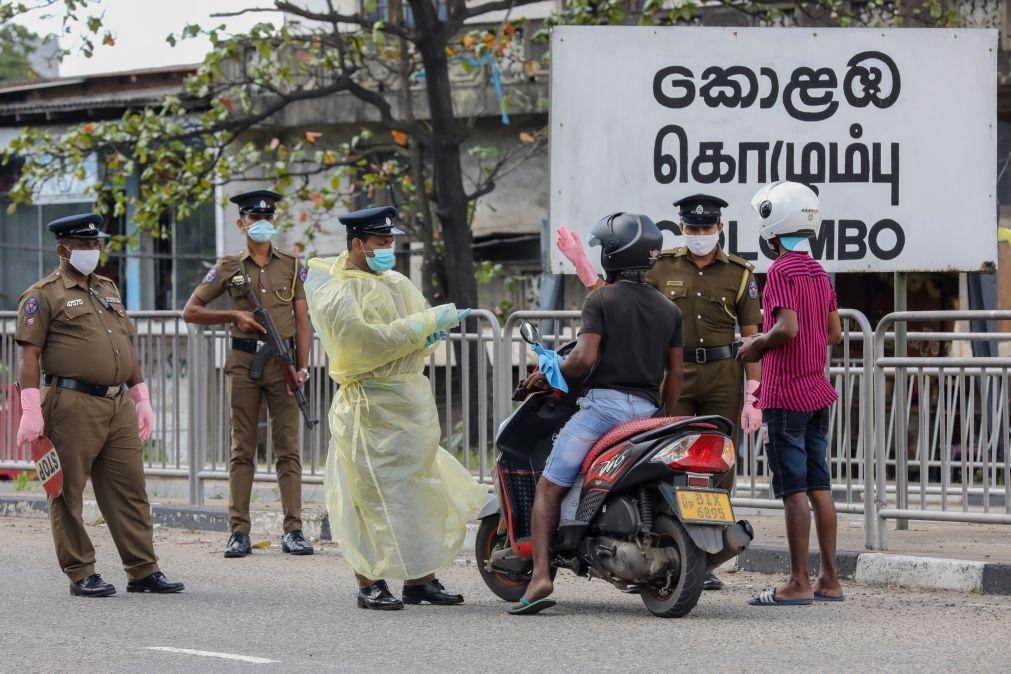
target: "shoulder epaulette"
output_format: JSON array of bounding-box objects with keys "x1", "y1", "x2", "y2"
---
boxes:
[{"x1": 727, "y1": 253, "x2": 755, "y2": 271}]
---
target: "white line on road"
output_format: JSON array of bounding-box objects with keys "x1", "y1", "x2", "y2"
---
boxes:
[{"x1": 146, "y1": 647, "x2": 279, "y2": 664}]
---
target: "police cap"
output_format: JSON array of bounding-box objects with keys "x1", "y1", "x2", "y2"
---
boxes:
[
  {"x1": 230, "y1": 189, "x2": 282, "y2": 215},
  {"x1": 338, "y1": 205, "x2": 405, "y2": 236},
  {"x1": 47, "y1": 213, "x2": 110, "y2": 239},
  {"x1": 673, "y1": 194, "x2": 729, "y2": 227}
]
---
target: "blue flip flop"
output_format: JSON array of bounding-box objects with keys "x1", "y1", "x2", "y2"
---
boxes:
[
  {"x1": 507, "y1": 597, "x2": 557, "y2": 615},
  {"x1": 748, "y1": 588, "x2": 813, "y2": 606},
  {"x1": 814, "y1": 593, "x2": 845, "y2": 602}
]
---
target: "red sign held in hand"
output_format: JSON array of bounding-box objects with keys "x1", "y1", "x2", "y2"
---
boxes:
[{"x1": 30, "y1": 436, "x2": 63, "y2": 498}]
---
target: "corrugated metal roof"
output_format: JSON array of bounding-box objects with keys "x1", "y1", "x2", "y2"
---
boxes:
[
  {"x1": 0, "y1": 86, "x2": 181, "y2": 115},
  {"x1": 0, "y1": 63, "x2": 200, "y2": 94}
]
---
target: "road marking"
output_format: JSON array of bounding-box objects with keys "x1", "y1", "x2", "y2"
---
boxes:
[{"x1": 146, "y1": 647, "x2": 279, "y2": 664}]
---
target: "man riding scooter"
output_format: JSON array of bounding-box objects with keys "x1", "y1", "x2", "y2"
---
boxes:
[{"x1": 510, "y1": 212, "x2": 684, "y2": 615}]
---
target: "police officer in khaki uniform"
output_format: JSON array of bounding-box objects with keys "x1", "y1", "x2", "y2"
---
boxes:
[
  {"x1": 646, "y1": 194, "x2": 763, "y2": 590},
  {"x1": 15, "y1": 213, "x2": 184, "y2": 597},
  {"x1": 182, "y1": 190, "x2": 313, "y2": 558}
]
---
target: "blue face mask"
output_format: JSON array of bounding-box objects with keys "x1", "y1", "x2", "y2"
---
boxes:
[
  {"x1": 246, "y1": 221, "x2": 277, "y2": 243},
  {"x1": 364, "y1": 247, "x2": 395, "y2": 272}
]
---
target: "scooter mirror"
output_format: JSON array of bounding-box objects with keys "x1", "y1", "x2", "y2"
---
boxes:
[{"x1": 519, "y1": 322, "x2": 539, "y2": 345}]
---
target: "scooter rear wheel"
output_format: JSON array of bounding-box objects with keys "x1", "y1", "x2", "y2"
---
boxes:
[
  {"x1": 640, "y1": 516, "x2": 706, "y2": 618},
  {"x1": 475, "y1": 514, "x2": 555, "y2": 602}
]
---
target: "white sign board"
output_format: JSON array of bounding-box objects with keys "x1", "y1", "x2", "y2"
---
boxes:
[{"x1": 549, "y1": 27, "x2": 997, "y2": 274}]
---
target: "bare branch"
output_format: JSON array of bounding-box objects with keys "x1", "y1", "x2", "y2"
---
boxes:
[{"x1": 272, "y1": 0, "x2": 419, "y2": 42}]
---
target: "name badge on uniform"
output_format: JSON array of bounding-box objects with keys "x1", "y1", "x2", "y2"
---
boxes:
[
  {"x1": 66, "y1": 299, "x2": 84, "y2": 308},
  {"x1": 666, "y1": 281, "x2": 684, "y2": 287}
]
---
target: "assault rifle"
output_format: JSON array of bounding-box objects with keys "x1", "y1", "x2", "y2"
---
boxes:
[{"x1": 241, "y1": 278, "x2": 319, "y2": 429}]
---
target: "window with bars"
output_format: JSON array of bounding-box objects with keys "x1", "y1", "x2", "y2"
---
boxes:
[{"x1": 0, "y1": 201, "x2": 215, "y2": 311}]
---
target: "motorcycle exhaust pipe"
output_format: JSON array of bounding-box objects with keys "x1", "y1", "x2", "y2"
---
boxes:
[{"x1": 705, "y1": 520, "x2": 754, "y2": 570}]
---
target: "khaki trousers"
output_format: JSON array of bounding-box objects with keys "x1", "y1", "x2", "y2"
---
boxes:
[
  {"x1": 226, "y1": 350, "x2": 303, "y2": 534},
  {"x1": 42, "y1": 386, "x2": 159, "y2": 582},
  {"x1": 670, "y1": 358, "x2": 745, "y2": 493}
]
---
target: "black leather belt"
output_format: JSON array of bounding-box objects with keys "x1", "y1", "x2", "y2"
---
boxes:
[
  {"x1": 684, "y1": 342, "x2": 741, "y2": 365},
  {"x1": 43, "y1": 375, "x2": 125, "y2": 398},
  {"x1": 231, "y1": 337, "x2": 295, "y2": 354}
]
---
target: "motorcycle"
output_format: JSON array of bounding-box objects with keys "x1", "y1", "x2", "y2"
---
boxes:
[{"x1": 475, "y1": 322, "x2": 754, "y2": 618}]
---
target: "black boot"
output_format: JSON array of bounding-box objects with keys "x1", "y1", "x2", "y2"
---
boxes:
[
  {"x1": 127, "y1": 572, "x2": 185, "y2": 594},
  {"x1": 69, "y1": 574, "x2": 116, "y2": 597},
  {"x1": 402, "y1": 578, "x2": 464, "y2": 605},
  {"x1": 224, "y1": 532, "x2": 252, "y2": 558},
  {"x1": 703, "y1": 572, "x2": 724, "y2": 591},
  {"x1": 357, "y1": 581, "x2": 404, "y2": 610},
  {"x1": 281, "y1": 530, "x2": 314, "y2": 555}
]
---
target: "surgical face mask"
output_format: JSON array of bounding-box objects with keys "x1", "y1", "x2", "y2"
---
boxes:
[
  {"x1": 779, "y1": 236, "x2": 811, "y2": 253},
  {"x1": 61, "y1": 248, "x2": 101, "y2": 276},
  {"x1": 245, "y1": 220, "x2": 277, "y2": 243},
  {"x1": 685, "y1": 233, "x2": 720, "y2": 256},
  {"x1": 363, "y1": 246, "x2": 395, "y2": 272}
]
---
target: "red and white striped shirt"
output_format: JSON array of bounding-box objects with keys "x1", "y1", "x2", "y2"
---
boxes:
[{"x1": 757, "y1": 252, "x2": 839, "y2": 412}]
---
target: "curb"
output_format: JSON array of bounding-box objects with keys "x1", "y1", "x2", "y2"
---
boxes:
[
  {"x1": 4, "y1": 495, "x2": 1008, "y2": 595},
  {"x1": 737, "y1": 543, "x2": 1011, "y2": 595}
]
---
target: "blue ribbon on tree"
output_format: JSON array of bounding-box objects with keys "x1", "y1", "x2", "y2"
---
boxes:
[{"x1": 461, "y1": 53, "x2": 510, "y2": 125}]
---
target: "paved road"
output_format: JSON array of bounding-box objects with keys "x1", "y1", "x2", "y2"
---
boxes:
[{"x1": 1, "y1": 517, "x2": 1009, "y2": 672}]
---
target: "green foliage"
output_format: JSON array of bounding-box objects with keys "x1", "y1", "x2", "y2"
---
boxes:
[
  {"x1": 0, "y1": 23, "x2": 38, "y2": 81},
  {"x1": 13, "y1": 470, "x2": 37, "y2": 492},
  {"x1": 474, "y1": 260, "x2": 505, "y2": 286},
  {"x1": 0, "y1": 0, "x2": 968, "y2": 299}
]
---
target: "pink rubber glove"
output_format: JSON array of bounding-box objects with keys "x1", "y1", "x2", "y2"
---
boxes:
[
  {"x1": 556, "y1": 226, "x2": 600, "y2": 289},
  {"x1": 741, "y1": 379, "x2": 762, "y2": 433},
  {"x1": 129, "y1": 383, "x2": 155, "y2": 442},
  {"x1": 16, "y1": 388, "x2": 44, "y2": 449}
]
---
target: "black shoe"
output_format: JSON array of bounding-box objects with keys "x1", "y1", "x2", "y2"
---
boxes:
[
  {"x1": 69, "y1": 574, "x2": 116, "y2": 597},
  {"x1": 357, "y1": 581, "x2": 404, "y2": 610},
  {"x1": 127, "y1": 571, "x2": 185, "y2": 594},
  {"x1": 703, "y1": 572, "x2": 724, "y2": 591},
  {"x1": 281, "y1": 530, "x2": 314, "y2": 555},
  {"x1": 402, "y1": 578, "x2": 464, "y2": 606},
  {"x1": 224, "y1": 532, "x2": 252, "y2": 558}
]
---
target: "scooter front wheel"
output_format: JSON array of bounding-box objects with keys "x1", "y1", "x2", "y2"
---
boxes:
[
  {"x1": 475, "y1": 514, "x2": 555, "y2": 602},
  {"x1": 640, "y1": 516, "x2": 706, "y2": 618}
]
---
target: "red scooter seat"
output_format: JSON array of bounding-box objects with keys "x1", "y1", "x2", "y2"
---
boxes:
[{"x1": 579, "y1": 416, "x2": 689, "y2": 475}]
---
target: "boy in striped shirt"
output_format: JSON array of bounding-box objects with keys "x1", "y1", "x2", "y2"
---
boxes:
[{"x1": 737, "y1": 182, "x2": 845, "y2": 606}]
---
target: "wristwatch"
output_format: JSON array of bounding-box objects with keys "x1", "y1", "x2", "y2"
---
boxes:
[{"x1": 298, "y1": 367, "x2": 310, "y2": 379}]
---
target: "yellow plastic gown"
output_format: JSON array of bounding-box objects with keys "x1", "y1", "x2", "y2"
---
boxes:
[{"x1": 304, "y1": 253, "x2": 485, "y2": 580}]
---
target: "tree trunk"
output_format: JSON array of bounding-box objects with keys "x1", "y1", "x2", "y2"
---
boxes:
[
  {"x1": 411, "y1": 3, "x2": 491, "y2": 450},
  {"x1": 411, "y1": 2, "x2": 478, "y2": 311}
]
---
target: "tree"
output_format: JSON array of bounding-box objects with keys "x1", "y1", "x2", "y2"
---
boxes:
[
  {"x1": 0, "y1": 23, "x2": 40, "y2": 81},
  {"x1": 2, "y1": 0, "x2": 964, "y2": 306}
]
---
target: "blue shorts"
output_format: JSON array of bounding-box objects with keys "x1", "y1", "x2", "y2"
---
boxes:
[
  {"x1": 543, "y1": 389, "x2": 658, "y2": 488},
  {"x1": 763, "y1": 407, "x2": 832, "y2": 499}
]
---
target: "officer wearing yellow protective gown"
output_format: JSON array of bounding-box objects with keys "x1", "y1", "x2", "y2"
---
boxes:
[{"x1": 304, "y1": 206, "x2": 484, "y2": 611}]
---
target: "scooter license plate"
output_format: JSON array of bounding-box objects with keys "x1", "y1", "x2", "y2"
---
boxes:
[{"x1": 672, "y1": 488, "x2": 734, "y2": 525}]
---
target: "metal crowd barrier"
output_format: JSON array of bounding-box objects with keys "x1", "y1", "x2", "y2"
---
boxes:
[
  {"x1": 872, "y1": 311, "x2": 1011, "y2": 549},
  {"x1": 185, "y1": 309, "x2": 500, "y2": 503},
  {"x1": 0, "y1": 309, "x2": 502, "y2": 500},
  {"x1": 500, "y1": 309, "x2": 877, "y2": 548},
  {"x1": 4, "y1": 306, "x2": 1011, "y2": 553}
]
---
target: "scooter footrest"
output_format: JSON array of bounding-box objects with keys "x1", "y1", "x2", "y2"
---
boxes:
[{"x1": 554, "y1": 520, "x2": 589, "y2": 550}]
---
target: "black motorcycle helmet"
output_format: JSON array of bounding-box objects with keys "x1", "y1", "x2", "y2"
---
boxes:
[{"x1": 586, "y1": 212, "x2": 663, "y2": 274}]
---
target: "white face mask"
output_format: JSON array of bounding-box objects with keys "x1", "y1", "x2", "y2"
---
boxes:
[
  {"x1": 685, "y1": 233, "x2": 720, "y2": 256},
  {"x1": 62, "y1": 248, "x2": 101, "y2": 276}
]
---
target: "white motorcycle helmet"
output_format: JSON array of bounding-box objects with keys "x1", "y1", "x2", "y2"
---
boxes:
[{"x1": 750, "y1": 181, "x2": 822, "y2": 243}]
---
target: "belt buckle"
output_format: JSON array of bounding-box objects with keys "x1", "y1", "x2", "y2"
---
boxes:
[
  {"x1": 695, "y1": 347, "x2": 707, "y2": 364},
  {"x1": 105, "y1": 384, "x2": 121, "y2": 398}
]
